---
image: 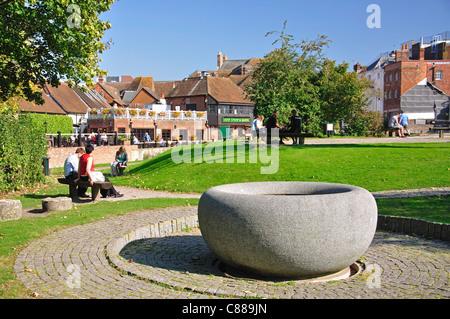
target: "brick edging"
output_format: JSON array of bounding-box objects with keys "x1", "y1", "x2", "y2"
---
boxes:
[{"x1": 377, "y1": 215, "x2": 449, "y2": 241}]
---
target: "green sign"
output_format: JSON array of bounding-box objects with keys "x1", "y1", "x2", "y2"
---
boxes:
[{"x1": 222, "y1": 117, "x2": 251, "y2": 123}]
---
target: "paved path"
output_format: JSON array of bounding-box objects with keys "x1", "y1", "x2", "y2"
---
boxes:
[{"x1": 15, "y1": 186, "x2": 450, "y2": 299}]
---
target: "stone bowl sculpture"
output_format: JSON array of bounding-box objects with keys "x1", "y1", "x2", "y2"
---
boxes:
[{"x1": 198, "y1": 182, "x2": 378, "y2": 279}]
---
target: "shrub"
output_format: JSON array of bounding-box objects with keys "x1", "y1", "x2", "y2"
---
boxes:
[
  {"x1": 20, "y1": 113, "x2": 73, "y2": 134},
  {"x1": 344, "y1": 110, "x2": 384, "y2": 137},
  {"x1": 0, "y1": 110, "x2": 47, "y2": 193}
]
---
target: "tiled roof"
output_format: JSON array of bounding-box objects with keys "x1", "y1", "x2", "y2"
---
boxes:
[
  {"x1": 96, "y1": 83, "x2": 124, "y2": 105},
  {"x1": 73, "y1": 87, "x2": 110, "y2": 110},
  {"x1": 207, "y1": 77, "x2": 253, "y2": 104},
  {"x1": 167, "y1": 76, "x2": 253, "y2": 105},
  {"x1": 18, "y1": 92, "x2": 67, "y2": 115},
  {"x1": 154, "y1": 81, "x2": 181, "y2": 97},
  {"x1": 45, "y1": 82, "x2": 89, "y2": 114},
  {"x1": 127, "y1": 77, "x2": 155, "y2": 92}
]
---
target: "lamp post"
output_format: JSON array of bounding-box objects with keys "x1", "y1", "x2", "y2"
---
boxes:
[
  {"x1": 44, "y1": 121, "x2": 47, "y2": 134},
  {"x1": 129, "y1": 119, "x2": 134, "y2": 145}
]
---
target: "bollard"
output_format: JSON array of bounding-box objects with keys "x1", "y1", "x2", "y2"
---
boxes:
[{"x1": 42, "y1": 157, "x2": 51, "y2": 176}]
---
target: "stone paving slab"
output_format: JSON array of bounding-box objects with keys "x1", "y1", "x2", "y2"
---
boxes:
[{"x1": 14, "y1": 205, "x2": 450, "y2": 299}]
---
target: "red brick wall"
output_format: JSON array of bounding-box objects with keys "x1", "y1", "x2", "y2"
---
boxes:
[
  {"x1": 167, "y1": 96, "x2": 208, "y2": 111},
  {"x1": 46, "y1": 145, "x2": 139, "y2": 169}
]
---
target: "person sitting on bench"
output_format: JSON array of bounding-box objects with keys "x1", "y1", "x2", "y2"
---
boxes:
[
  {"x1": 110, "y1": 146, "x2": 128, "y2": 177},
  {"x1": 75, "y1": 144, "x2": 124, "y2": 198},
  {"x1": 64, "y1": 147, "x2": 89, "y2": 198}
]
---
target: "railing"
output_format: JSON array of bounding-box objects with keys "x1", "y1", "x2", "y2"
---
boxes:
[
  {"x1": 44, "y1": 132, "x2": 208, "y2": 148},
  {"x1": 88, "y1": 108, "x2": 207, "y2": 121}
]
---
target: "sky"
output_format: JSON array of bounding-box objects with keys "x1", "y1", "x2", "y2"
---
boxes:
[{"x1": 98, "y1": 0, "x2": 450, "y2": 81}]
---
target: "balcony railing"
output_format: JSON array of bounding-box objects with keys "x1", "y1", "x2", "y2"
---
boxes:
[{"x1": 88, "y1": 108, "x2": 207, "y2": 121}]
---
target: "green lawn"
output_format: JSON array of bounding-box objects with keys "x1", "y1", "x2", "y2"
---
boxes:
[
  {"x1": 112, "y1": 142, "x2": 450, "y2": 193},
  {"x1": 0, "y1": 197, "x2": 199, "y2": 298},
  {"x1": 377, "y1": 196, "x2": 450, "y2": 224},
  {"x1": 1, "y1": 141, "x2": 448, "y2": 298}
]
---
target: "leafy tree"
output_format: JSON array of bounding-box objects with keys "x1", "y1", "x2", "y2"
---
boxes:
[
  {"x1": 0, "y1": 0, "x2": 114, "y2": 105},
  {"x1": 0, "y1": 109, "x2": 47, "y2": 193},
  {"x1": 313, "y1": 58, "x2": 371, "y2": 125},
  {"x1": 248, "y1": 21, "x2": 372, "y2": 135},
  {"x1": 248, "y1": 21, "x2": 329, "y2": 133}
]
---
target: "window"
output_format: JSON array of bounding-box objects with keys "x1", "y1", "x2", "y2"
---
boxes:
[
  {"x1": 395, "y1": 72, "x2": 399, "y2": 81},
  {"x1": 162, "y1": 129, "x2": 171, "y2": 141},
  {"x1": 394, "y1": 89, "x2": 398, "y2": 99},
  {"x1": 186, "y1": 103, "x2": 197, "y2": 111},
  {"x1": 389, "y1": 74, "x2": 392, "y2": 82},
  {"x1": 436, "y1": 70, "x2": 443, "y2": 81},
  {"x1": 209, "y1": 105, "x2": 216, "y2": 114},
  {"x1": 179, "y1": 129, "x2": 188, "y2": 141}
]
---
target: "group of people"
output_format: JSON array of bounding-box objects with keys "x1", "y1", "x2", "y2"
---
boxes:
[
  {"x1": 64, "y1": 145, "x2": 128, "y2": 199},
  {"x1": 389, "y1": 111, "x2": 410, "y2": 137},
  {"x1": 252, "y1": 109, "x2": 302, "y2": 144}
]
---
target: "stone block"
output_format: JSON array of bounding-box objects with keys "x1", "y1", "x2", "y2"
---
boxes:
[
  {"x1": 0, "y1": 200, "x2": 22, "y2": 221},
  {"x1": 198, "y1": 182, "x2": 378, "y2": 279},
  {"x1": 42, "y1": 197, "x2": 72, "y2": 212}
]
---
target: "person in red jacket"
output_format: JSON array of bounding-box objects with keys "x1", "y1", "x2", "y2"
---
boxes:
[{"x1": 75, "y1": 144, "x2": 124, "y2": 198}]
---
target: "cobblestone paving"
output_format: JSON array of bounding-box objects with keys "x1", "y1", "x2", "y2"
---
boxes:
[{"x1": 15, "y1": 205, "x2": 450, "y2": 299}]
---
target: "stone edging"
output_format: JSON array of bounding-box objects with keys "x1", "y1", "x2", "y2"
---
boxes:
[
  {"x1": 104, "y1": 213, "x2": 449, "y2": 296},
  {"x1": 105, "y1": 215, "x2": 199, "y2": 281},
  {"x1": 377, "y1": 215, "x2": 449, "y2": 241}
]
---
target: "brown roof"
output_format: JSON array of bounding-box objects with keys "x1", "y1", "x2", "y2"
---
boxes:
[
  {"x1": 127, "y1": 77, "x2": 155, "y2": 92},
  {"x1": 106, "y1": 82, "x2": 131, "y2": 94},
  {"x1": 18, "y1": 92, "x2": 66, "y2": 115},
  {"x1": 154, "y1": 81, "x2": 181, "y2": 98},
  {"x1": 45, "y1": 82, "x2": 89, "y2": 114},
  {"x1": 167, "y1": 77, "x2": 253, "y2": 105},
  {"x1": 96, "y1": 83, "x2": 124, "y2": 105},
  {"x1": 72, "y1": 87, "x2": 111, "y2": 110}
]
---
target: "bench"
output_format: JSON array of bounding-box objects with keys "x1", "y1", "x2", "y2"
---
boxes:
[
  {"x1": 430, "y1": 127, "x2": 450, "y2": 138},
  {"x1": 58, "y1": 178, "x2": 113, "y2": 201},
  {"x1": 429, "y1": 120, "x2": 449, "y2": 138},
  {"x1": 278, "y1": 132, "x2": 316, "y2": 145}
]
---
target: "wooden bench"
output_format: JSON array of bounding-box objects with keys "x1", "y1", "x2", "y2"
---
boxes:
[
  {"x1": 58, "y1": 178, "x2": 112, "y2": 201},
  {"x1": 430, "y1": 127, "x2": 449, "y2": 138},
  {"x1": 278, "y1": 132, "x2": 316, "y2": 145}
]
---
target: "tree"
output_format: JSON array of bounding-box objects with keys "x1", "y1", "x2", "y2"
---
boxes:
[
  {"x1": 313, "y1": 58, "x2": 371, "y2": 125},
  {"x1": 247, "y1": 21, "x2": 372, "y2": 135},
  {"x1": 247, "y1": 21, "x2": 330, "y2": 133},
  {"x1": 0, "y1": 0, "x2": 114, "y2": 105}
]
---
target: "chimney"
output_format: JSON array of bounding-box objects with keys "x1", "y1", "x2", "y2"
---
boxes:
[
  {"x1": 217, "y1": 52, "x2": 224, "y2": 69},
  {"x1": 98, "y1": 76, "x2": 104, "y2": 84}
]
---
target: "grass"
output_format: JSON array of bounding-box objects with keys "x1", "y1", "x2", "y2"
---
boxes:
[
  {"x1": 377, "y1": 196, "x2": 450, "y2": 224},
  {"x1": 0, "y1": 141, "x2": 448, "y2": 298},
  {"x1": 112, "y1": 142, "x2": 450, "y2": 193},
  {"x1": 0, "y1": 197, "x2": 199, "y2": 298}
]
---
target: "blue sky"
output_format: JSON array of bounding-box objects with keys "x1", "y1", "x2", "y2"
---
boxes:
[{"x1": 98, "y1": 0, "x2": 450, "y2": 81}]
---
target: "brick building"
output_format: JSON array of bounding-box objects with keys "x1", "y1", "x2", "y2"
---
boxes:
[
  {"x1": 356, "y1": 32, "x2": 450, "y2": 133},
  {"x1": 166, "y1": 76, "x2": 255, "y2": 140}
]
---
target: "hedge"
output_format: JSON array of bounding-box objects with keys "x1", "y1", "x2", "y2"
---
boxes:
[
  {"x1": 20, "y1": 113, "x2": 73, "y2": 134},
  {"x1": 0, "y1": 111, "x2": 47, "y2": 193}
]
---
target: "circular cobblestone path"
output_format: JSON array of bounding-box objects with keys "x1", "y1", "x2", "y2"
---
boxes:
[{"x1": 15, "y1": 205, "x2": 450, "y2": 299}]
